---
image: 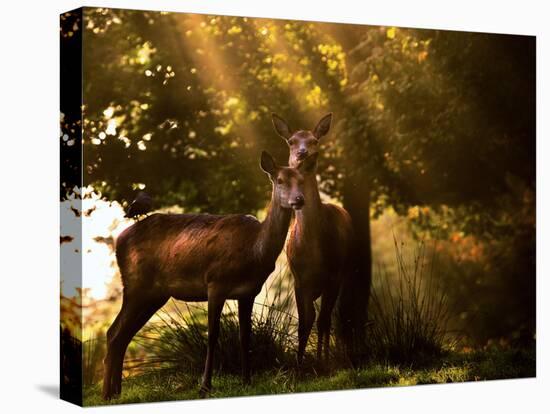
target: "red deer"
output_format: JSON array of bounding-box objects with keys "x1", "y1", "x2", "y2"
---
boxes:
[
  {"x1": 272, "y1": 113, "x2": 354, "y2": 363},
  {"x1": 102, "y1": 151, "x2": 317, "y2": 399}
]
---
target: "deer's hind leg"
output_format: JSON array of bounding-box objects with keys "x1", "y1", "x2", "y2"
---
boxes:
[
  {"x1": 103, "y1": 308, "x2": 123, "y2": 400},
  {"x1": 316, "y1": 284, "x2": 339, "y2": 364},
  {"x1": 102, "y1": 294, "x2": 167, "y2": 400},
  {"x1": 238, "y1": 296, "x2": 254, "y2": 385},
  {"x1": 200, "y1": 291, "x2": 225, "y2": 397},
  {"x1": 296, "y1": 287, "x2": 316, "y2": 366}
]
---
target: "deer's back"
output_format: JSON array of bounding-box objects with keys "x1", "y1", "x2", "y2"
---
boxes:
[{"x1": 116, "y1": 213, "x2": 265, "y2": 300}]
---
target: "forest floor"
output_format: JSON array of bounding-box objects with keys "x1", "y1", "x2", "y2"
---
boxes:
[{"x1": 83, "y1": 348, "x2": 535, "y2": 406}]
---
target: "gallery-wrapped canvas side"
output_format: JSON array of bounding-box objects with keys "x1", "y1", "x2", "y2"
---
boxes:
[{"x1": 60, "y1": 8, "x2": 84, "y2": 407}]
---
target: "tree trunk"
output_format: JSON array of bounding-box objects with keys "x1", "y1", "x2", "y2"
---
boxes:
[{"x1": 337, "y1": 167, "x2": 373, "y2": 364}]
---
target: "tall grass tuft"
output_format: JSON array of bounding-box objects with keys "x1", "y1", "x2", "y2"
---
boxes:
[
  {"x1": 367, "y1": 236, "x2": 451, "y2": 365},
  {"x1": 83, "y1": 333, "x2": 106, "y2": 386},
  {"x1": 129, "y1": 266, "x2": 299, "y2": 376}
]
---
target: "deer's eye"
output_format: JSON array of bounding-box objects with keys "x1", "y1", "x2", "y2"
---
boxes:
[
  {"x1": 288, "y1": 139, "x2": 297, "y2": 146},
  {"x1": 276, "y1": 177, "x2": 284, "y2": 185}
]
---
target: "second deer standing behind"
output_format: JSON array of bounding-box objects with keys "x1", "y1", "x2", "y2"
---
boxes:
[{"x1": 272, "y1": 113, "x2": 355, "y2": 363}]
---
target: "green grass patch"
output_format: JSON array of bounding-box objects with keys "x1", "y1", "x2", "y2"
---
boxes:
[{"x1": 83, "y1": 348, "x2": 535, "y2": 406}]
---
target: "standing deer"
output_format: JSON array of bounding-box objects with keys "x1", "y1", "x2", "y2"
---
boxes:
[
  {"x1": 272, "y1": 113, "x2": 354, "y2": 363},
  {"x1": 102, "y1": 151, "x2": 316, "y2": 400}
]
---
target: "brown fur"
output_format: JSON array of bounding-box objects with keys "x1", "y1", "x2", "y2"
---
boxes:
[
  {"x1": 116, "y1": 213, "x2": 278, "y2": 301},
  {"x1": 273, "y1": 112, "x2": 354, "y2": 362},
  {"x1": 287, "y1": 175, "x2": 354, "y2": 363}
]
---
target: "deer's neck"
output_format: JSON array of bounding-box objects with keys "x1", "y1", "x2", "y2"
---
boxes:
[
  {"x1": 293, "y1": 174, "x2": 323, "y2": 240},
  {"x1": 255, "y1": 193, "x2": 292, "y2": 264}
]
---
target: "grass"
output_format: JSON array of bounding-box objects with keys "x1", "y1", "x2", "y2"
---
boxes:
[
  {"x1": 83, "y1": 333, "x2": 105, "y2": 387},
  {"x1": 366, "y1": 237, "x2": 451, "y2": 365},
  {"x1": 83, "y1": 347, "x2": 535, "y2": 406},
  {"x1": 80, "y1": 240, "x2": 535, "y2": 406}
]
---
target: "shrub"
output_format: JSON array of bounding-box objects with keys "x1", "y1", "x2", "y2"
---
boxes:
[{"x1": 367, "y1": 236, "x2": 451, "y2": 365}]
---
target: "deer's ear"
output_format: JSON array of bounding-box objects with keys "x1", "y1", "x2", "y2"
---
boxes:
[
  {"x1": 260, "y1": 151, "x2": 278, "y2": 176},
  {"x1": 298, "y1": 152, "x2": 318, "y2": 174},
  {"x1": 313, "y1": 112, "x2": 332, "y2": 139},
  {"x1": 271, "y1": 113, "x2": 292, "y2": 140}
]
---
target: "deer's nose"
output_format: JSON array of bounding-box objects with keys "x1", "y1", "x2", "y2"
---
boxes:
[
  {"x1": 291, "y1": 195, "x2": 305, "y2": 209},
  {"x1": 296, "y1": 149, "x2": 308, "y2": 160}
]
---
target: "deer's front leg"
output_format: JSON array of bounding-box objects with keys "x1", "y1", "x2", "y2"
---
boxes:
[
  {"x1": 200, "y1": 293, "x2": 225, "y2": 397},
  {"x1": 238, "y1": 297, "x2": 254, "y2": 385},
  {"x1": 296, "y1": 288, "x2": 316, "y2": 366}
]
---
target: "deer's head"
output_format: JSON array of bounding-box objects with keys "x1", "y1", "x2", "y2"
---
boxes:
[
  {"x1": 271, "y1": 113, "x2": 332, "y2": 168},
  {"x1": 260, "y1": 151, "x2": 317, "y2": 210}
]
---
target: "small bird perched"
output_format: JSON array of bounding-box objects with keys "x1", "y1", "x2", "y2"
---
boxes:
[{"x1": 124, "y1": 191, "x2": 153, "y2": 219}]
